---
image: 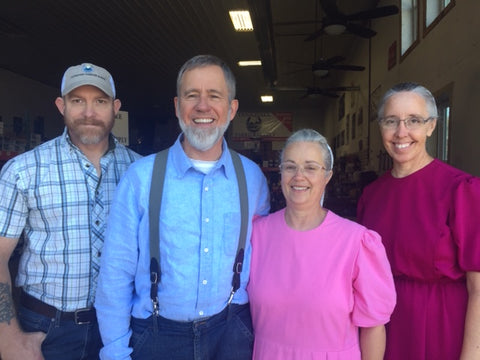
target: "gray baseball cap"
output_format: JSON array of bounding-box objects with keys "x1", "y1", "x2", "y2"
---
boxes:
[{"x1": 60, "y1": 63, "x2": 116, "y2": 98}]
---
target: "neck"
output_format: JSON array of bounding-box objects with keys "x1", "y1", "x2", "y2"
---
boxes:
[
  {"x1": 77, "y1": 142, "x2": 109, "y2": 176},
  {"x1": 284, "y1": 206, "x2": 327, "y2": 231},
  {"x1": 392, "y1": 153, "x2": 434, "y2": 178}
]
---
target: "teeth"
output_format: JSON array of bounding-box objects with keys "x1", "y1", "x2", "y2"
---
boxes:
[
  {"x1": 292, "y1": 186, "x2": 308, "y2": 190},
  {"x1": 193, "y1": 118, "x2": 213, "y2": 123},
  {"x1": 396, "y1": 143, "x2": 410, "y2": 149}
]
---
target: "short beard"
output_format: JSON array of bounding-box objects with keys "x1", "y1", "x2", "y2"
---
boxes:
[{"x1": 179, "y1": 113, "x2": 231, "y2": 152}]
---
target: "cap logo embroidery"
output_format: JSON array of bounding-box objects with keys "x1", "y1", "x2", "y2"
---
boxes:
[{"x1": 82, "y1": 64, "x2": 93, "y2": 73}]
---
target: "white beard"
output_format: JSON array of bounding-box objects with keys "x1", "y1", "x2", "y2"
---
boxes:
[{"x1": 178, "y1": 111, "x2": 231, "y2": 151}]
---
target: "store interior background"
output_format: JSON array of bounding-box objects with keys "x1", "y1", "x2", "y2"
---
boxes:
[{"x1": 1, "y1": 0, "x2": 479, "y2": 217}]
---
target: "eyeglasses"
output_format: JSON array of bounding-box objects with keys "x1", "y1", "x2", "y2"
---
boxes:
[
  {"x1": 279, "y1": 162, "x2": 327, "y2": 176},
  {"x1": 378, "y1": 115, "x2": 434, "y2": 130}
]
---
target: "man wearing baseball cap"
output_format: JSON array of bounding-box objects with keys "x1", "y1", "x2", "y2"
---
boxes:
[{"x1": 0, "y1": 63, "x2": 141, "y2": 360}]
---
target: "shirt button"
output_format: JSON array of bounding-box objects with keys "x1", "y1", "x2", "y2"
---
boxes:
[
  {"x1": 204, "y1": 186, "x2": 209, "y2": 191},
  {"x1": 95, "y1": 220, "x2": 100, "y2": 226},
  {"x1": 204, "y1": 248, "x2": 209, "y2": 253},
  {"x1": 202, "y1": 280, "x2": 207, "y2": 285},
  {"x1": 205, "y1": 218, "x2": 209, "y2": 223},
  {"x1": 199, "y1": 310, "x2": 204, "y2": 316}
]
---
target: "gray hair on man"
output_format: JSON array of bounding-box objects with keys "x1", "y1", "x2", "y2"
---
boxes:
[{"x1": 176, "y1": 54, "x2": 237, "y2": 102}]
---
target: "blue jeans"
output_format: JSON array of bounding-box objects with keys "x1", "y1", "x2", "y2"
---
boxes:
[
  {"x1": 130, "y1": 303, "x2": 254, "y2": 360},
  {"x1": 17, "y1": 305, "x2": 102, "y2": 360}
]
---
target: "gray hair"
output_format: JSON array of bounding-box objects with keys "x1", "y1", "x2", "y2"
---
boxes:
[
  {"x1": 281, "y1": 129, "x2": 334, "y2": 171},
  {"x1": 377, "y1": 82, "x2": 439, "y2": 120},
  {"x1": 176, "y1": 54, "x2": 236, "y2": 102}
]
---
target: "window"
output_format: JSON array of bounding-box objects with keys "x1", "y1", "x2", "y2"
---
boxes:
[
  {"x1": 401, "y1": 0, "x2": 419, "y2": 55},
  {"x1": 424, "y1": 0, "x2": 455, "y2": 33},
  {"x1": 427, "y1": 85, "x2": 452, "y2": 162}
]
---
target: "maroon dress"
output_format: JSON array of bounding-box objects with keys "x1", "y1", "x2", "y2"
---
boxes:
[{"x1": 357, "y1": 159, "x2": 480, "y2": 360}]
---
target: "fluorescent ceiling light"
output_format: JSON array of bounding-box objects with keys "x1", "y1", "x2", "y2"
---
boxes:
[
  {"x1": 238, "y1": 60, "x2": 262, "y2": 67},
  {"x1": 229, "y1": 10, "x2": 254, "y2": 31},
  {"x1": 261, "y1": 95, "x2": 273, "y2": 103}
]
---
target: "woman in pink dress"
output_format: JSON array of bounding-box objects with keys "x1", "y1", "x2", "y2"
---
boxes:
[
  {"x1": 357, "y1": 82, "x2": 480, "y2": 359},
  {"x1": 248, "y1": 129, "x2": 396, "y2": 359}
]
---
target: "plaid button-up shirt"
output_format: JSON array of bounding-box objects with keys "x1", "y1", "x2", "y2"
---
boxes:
[{"x1": 0, "y1": 128, "x2": 141, "y2": 311}]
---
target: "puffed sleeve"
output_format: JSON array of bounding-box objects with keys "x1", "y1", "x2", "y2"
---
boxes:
[
  {"x1": 451, "y1": 176, "x2": 480, "y2": 271},
  {"x1": 351, "y1": 229, "x2": 396, "y2": 327}
]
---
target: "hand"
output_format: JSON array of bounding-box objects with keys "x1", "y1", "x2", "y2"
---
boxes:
[{"x1": 0, "y1": 331, "x2": 46, "y2": 360}]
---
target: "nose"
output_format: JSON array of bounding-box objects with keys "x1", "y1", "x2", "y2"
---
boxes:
[
  {"x1": 195, "y1": 94, "x2": 211, "y2": 111},
  {"x1": 82, "y1": 101, "x2": 97, "y2": 117},
  {"x1": 394, "y1": 119, "x2": 409, "y2": 136}
]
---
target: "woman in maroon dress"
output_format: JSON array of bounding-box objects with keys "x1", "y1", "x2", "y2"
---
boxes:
[{"x1": 357, "y1": 82, "x2": 480, "y2": 359}]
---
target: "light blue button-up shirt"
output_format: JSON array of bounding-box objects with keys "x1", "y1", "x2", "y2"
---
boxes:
[{"x1": 95, "y1": 135, "x2": 270, "y2": 360}]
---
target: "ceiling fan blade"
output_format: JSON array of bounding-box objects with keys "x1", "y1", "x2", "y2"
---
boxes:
[
  {"x1": 346, "y1": 5, "x2": 400, "y2": 21},
  {"x1": 323, "y1": 55, "x2": 345, "y2": 66},
  {"x1": 312, "y1": 56, "x2": 345, "y2": 69},
  {"x1": 312, "y1": 56, "x2": 345, "y2": 70},
  {"x1": 330, "y1": 64, "x2": 365, "y2": 71},
  {"x1": 345, "y1": 22, "x2": 376, "y2": 38},
  {"x1": 304, "y1": 27, "x2": 325, "y2": 42}
]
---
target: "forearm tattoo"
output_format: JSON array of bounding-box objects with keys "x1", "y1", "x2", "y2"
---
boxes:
[{"x1": 0, "y1": 282, "x2": 15, "y2": 325}]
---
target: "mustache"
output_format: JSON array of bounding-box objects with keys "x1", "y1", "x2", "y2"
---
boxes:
[{"x1": 74, "y1": 118, "x2": 106, "y2": 127}]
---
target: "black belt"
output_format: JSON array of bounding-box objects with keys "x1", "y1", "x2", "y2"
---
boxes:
[{"x1": 20, "y1": 290, "x2": 97, "y2": 325}]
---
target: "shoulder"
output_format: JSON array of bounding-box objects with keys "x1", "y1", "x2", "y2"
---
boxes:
[
  {"x1": 2, "y1": 136, "x2": 60, "y2": 170},
  {"x1": 253, "y1": 209, "x2": 282, "y2": 228},
  {"x1": 430, "y1": 159, "x2": 476, "y2": 181},
  {"x1": 113, "y1": 142, "x2": 142, "y2": 162},
  {"x1": 124, "y1": 153, "x2": 156, "y2": 174},
  {"x1": 427, "y1": 160, "x2": 480, "y2": 196}
]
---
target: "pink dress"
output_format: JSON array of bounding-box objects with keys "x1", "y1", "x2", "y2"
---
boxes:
[
  {"x1": 248, "y1": 209, "x2": 396, "y2": 359},
  {"x1": 357, "y1": 159, "x2": 480, "y2": 359}
]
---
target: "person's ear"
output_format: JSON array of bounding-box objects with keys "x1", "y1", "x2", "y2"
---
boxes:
[
  {"x1": 55, "y1": 97, "x2": 65, "y2": 116},
  {"x1": 426, "y1": 117, "x2": 437, "y2": 137}
]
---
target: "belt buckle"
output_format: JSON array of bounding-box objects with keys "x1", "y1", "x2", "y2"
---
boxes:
[{"x1": 74, "y1": 308, "x2": 91, "y2": 325}]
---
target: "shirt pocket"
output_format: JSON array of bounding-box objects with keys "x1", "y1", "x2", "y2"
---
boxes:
[{"x1": 223, "y1": 212, "x2": 241, "y2": 256}]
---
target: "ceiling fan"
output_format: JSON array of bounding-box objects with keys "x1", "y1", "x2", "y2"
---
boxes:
[
  {"x1": 273, "y1": 85, "x2": 360, "y2": 99},
  {"x1": 286, "y1": 55, "x2": 365, "y2": 78},
  {"x1": 304, "y1": 0, "x2": 399, "y2": 41}
]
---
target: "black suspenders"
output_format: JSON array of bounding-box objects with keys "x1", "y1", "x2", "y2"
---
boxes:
[{"x1": 148, "y1": 149, "x2": 249, "y2": 315}]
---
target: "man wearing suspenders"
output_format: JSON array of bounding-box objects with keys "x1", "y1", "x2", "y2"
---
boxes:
[{"x1": 95, "y1": 55, "x2": 270, "y2": 359}]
